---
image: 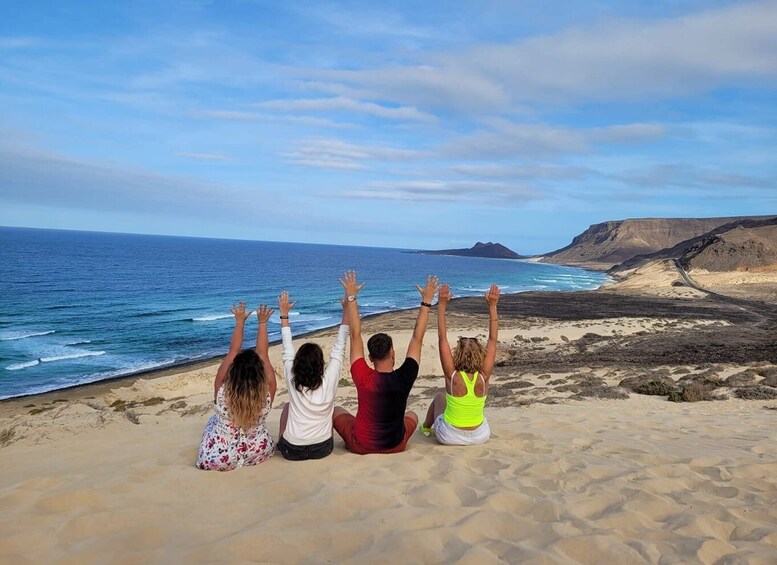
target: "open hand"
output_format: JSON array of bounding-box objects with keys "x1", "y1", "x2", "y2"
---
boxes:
[
  {"x1": 437, "y1": 283, "x2": 452, "y2": 306},
  {"x1": 339, "y1": 270, "x2": 365, "y2": 299},
  {"x1": 256, "y1": 304, "x2": 275, "y2": 324},
  {"x1": 485, "y1": 284, "x2": 501, "y2": 307},
  {"x1": 278, "y1": 290, "x2": 297, "y2": 317},
  {"x1": 230, "y1": 302, "x2": 251, "y2": 323},
  {"x1": 416, "y1": 275, "x2": 439, "y2": 304}
]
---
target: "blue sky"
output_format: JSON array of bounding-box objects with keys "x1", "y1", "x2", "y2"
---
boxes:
[{"x1": 1, "y1": 0, "x2": 776, "y2": 253}]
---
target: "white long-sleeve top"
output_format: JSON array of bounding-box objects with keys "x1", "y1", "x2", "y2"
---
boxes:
[{"x1": 281, "y1": 324, "x2": 349, "y2": 446}]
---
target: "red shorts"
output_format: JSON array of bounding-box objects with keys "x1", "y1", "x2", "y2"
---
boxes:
[{"x1": 333, "y1": 413, "x2": 417, "y2": 455}]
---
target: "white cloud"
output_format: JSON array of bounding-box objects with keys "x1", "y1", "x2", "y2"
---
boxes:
[
  {"x1": 315, "y1": 1, "x2": 777, "y2": 111},
  {"x1": 443, "y1": 119, "x2": 666, "y2": 159},
  {"x1": 285, "y1": 138, "x2": 421, "y2": 170},
  {"x1": 452, "y1": 164, "x2": 597, "y2": 180},
  {"x1": 613, "y1": 163, "x2": 776, "y2": 190},
  {"x1": 256, "y1": 96, "x2": 436, "y2": 122},
  {"x1": 0, "y1": 144, "x2": 279, "y2": 219},
  {"x1": 341, "y1": 179, "x2": 541, "y2": 202},
  {"x1": 197, "y1": 109, "x2": 355, "y2": 128}
]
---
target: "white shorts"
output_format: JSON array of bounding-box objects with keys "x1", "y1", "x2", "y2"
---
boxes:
[{"x1": 433, "y1": 414, "x2": 491, "y2": 446}]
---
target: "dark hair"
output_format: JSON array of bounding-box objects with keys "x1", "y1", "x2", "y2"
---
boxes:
[
  {"x1": 292, "y1": 343, "x2": 325, "y2": 392},
  {"x1": 225, "y1": 349, "x2": 268, "y2": 430},
  {"x1": 367, "y1": 333, "x2": 393, "y2": 361}
]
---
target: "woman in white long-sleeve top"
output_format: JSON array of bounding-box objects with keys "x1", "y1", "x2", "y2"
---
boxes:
[{"x1": 276, "y1": 290, "x2": 349, "y2": 460}]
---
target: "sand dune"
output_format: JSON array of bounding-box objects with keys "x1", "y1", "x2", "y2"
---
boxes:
[{"x1": 2, "y1": 286, "x2": 777, "y2": 563}]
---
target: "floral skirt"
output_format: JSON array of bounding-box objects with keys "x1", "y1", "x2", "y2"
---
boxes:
[{"x1": 196, "y1": 415, "x2": 275, "y2": 471}]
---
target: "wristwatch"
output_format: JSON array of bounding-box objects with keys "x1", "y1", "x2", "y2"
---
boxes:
[{"x1": 346, "y1": 295, "x2": 356, "y2": 302}]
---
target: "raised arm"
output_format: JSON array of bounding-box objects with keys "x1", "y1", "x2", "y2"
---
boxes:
[
  {"x1": 214, "y1": 302, "x2": 250, "y2": 400},
  {"x1": 437, "y1": 284, "x2": 455, "y2": 379},
  {"x1": 406, "y1": 275, "x2": 439, "y2": 363},
  {"x1": 324, "y1": 301, "x2": 350, "y2": 389},
  {"x1": 256, "y1": 304, "x2": 277, "y2": 401},
  {"x1": 278, "y1": 291, "x2": 297, "y2": 379},
  {"x1": 481, "y1": 284, "x2": 500, "y2": 379},
  {"x1": 339, "y1": 270, "x2": 365, "y2": 365}
]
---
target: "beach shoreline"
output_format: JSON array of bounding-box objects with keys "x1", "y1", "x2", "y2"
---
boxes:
[{"x1": 2, "y1": 263, "x2": 776, "y2": 563}]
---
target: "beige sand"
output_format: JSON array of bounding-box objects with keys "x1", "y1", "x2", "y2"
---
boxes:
[
  {"x1": 690, "y1": 269, "x2": 777, "y2": 303},
  {"x1": 2, "y1": 306, "x2": 776, "y2": 564},
  {"x1": 605, "y1": 260, "x2": 707, "y2": 299}
]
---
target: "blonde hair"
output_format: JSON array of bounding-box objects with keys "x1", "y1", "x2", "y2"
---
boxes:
[
  {"x1": 452, "y1": 338, "x2": 486, "y2": 374},
  {"x1": 224, "y1": 349, "x2": 268, "y2": 430}
]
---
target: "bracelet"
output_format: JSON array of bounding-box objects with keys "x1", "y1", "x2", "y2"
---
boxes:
[
  {"x1": 259, "y1": 321, "x2": 268, "y2": 324},
  {"x1": 421, "y1": 301, "x2": 432, "y2": 308},
  {"x1": 279, "y1": 315, "x2": 289, "y2": 319}
]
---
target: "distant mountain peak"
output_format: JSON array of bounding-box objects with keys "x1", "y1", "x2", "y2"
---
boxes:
[{"x1": 413, "y1": 242, "x2": 524, "y2": 259}]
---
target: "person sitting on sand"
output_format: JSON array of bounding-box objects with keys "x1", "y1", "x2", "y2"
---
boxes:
[
  {"x1": 196, "y1": 303, "x2": 277, "y2": 471},
  {"x1": 333, "y1": 270, "x2": 438, "y2": 455},
  {"x1": 420, "y1": 283, "x2": 500, "y2": 445},
  {"x1": 276, "y1": 290, "x2": 349, "y2": 461}
]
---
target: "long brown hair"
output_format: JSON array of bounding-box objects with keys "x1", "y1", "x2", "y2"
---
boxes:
[
  {"x1": 452, "y1": 337, "x2": 486, "y2": 374},
  {"x1": 292, "y1": 343, "x2": 325, "y2": 392},
  {"x1": 224, "y1": 349, "x2": 268, "y2": 430}
]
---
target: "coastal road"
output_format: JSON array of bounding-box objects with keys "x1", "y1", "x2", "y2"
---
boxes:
[
  {"x1": 672, "y1": 259, "x2": 704, "y2": 291},
  {"x1": 671, "y1": 259, "x2": 777, "y2": 327}
]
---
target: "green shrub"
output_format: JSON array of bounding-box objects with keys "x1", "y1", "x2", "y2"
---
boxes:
[{"x1": 635, "y1": 380, "x2": 676, "y2": 396}]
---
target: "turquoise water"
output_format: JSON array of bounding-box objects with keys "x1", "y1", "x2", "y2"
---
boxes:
[{"x1": 0, "y1": 227, "x2": 608, "y2": 399}]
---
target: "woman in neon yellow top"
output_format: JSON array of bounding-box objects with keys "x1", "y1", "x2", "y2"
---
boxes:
[{"x1": 421, "y1": 283, "x2": 500, "y2": 445}]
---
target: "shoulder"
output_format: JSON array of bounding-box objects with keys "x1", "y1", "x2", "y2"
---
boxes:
[
  {"x1": 397, "y1": 357, "x2": 419, "y2": 376},
  {"x1": 351, "y1": 357, "x2": 372, "y2": 378}
]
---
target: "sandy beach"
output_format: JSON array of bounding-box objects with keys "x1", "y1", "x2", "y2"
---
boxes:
[{"x1": 2, "y1": 270, "x2": 777, "y2": 564}]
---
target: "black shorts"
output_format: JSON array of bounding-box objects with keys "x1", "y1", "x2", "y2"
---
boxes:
[{"x1": 277, "y1": 436, "x2": 334, "y2": 461}]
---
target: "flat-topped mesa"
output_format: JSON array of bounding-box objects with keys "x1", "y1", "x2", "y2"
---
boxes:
[
  {"x1": 413, "y1": 241, "x2": 524, "y2": 259},
  {"x1": 540, "y1": 215, "x2": 777, "y2": 271}
]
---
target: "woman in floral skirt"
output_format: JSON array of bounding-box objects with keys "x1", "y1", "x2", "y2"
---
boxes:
[{"x1": 196, "y1": 302, "x2": 277, "y2": 471}]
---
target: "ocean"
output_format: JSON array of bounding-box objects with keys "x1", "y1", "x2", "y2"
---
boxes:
[{"x1": 0, "y1": 227, "x2": 608, "y2": 399}]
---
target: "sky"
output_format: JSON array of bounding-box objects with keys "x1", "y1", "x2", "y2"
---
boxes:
[{"x1": 1, "y1": 0, "x2": 776, "y2": 253}]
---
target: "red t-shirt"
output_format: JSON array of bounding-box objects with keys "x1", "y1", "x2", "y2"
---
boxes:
[{"x1": 351, "y1": 357, "x2": 418, "y2": 450}]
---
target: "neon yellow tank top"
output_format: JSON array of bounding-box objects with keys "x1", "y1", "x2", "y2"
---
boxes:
[{"x1": 443, "y1": 371, "x2": 486, "y2": 428}]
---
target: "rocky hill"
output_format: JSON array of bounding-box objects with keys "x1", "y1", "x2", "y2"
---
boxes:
[
  {"x1": 679, "y1": 221, "x2": 777, "y2": 272},
  {"x1": 541, "y1": 216, "x2": 775, "y2": 270},
  {"x1": 613, "y1": 217, "x2": 777, "y2": 272},
  {"x1": 414, "y1": 241, "x2": 524, "y2": 259}
]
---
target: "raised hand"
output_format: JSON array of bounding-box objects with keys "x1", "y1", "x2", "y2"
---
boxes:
[
  {"x1": 278, "y1": 290, "x2": 297, "y2": 317},
  {"x1": 485, "y1": 284, "x2": 501, "y2": 307},
  {"x1": 416, "y1": 275, "x2": 439, "y2": 304},
  {"x1": 339, "y1": 270, "x2": 365, "y2": 299},
  {"x1": 230, "y1": 302, "x2": 251, "y2": 323},
  {"x1": 256, "y1": 304, "x2": 275, "y2": 324},
  {"x1": 437, "y1": 283, "x2": 452, "y2": 306}
]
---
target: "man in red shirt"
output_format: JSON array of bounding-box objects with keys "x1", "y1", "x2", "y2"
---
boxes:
[{"x1": 333, "y1": 270, "x2": 438, "y2": 454}]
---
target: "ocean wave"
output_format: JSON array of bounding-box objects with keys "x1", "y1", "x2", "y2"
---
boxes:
[
  {"x1": 191, "y1": 314, "x2": 232, "y2": 322},
  {"x1": 39, "y1": 351, "x2": 106, "y2": 363},
  {"x1": 132, "y1": 307, "x2": 192, "y2": 318},
  {"x1": 65, "y1": 340, "x2": 93, "y2": 346},
  {"x1": 0, "y1": 330, "x2": 56, "y2": 341},
  {"x1": 297, "y1": 315, "x2": 335, "y2": 323},
  {"x1": 5, "y1": 360, "x2": 41, "y2": 371}
]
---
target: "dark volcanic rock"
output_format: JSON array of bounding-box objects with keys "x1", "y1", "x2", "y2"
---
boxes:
[
  {"x1": 734, "y1": 386, "x2": 777, "y2": 400},
  {"x1": 414, "y1": 241, "x2": 524, "y2": 259}
]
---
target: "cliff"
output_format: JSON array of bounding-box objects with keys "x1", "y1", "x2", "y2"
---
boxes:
[
  {"x1": 613, "y1": 217, "x2": 777, "y2": 272},
  {"x1": 541, "y1": 216, "x2": 774, "y2": 270}
]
